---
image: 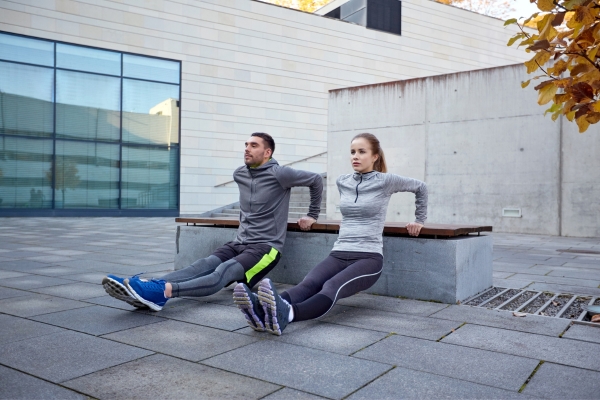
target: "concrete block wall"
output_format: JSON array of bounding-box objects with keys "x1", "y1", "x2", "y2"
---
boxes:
[
  {"x1": 327, "y1": 64, "x2": 600, "y2": 237},
  {"x1": 1, "y1": 0, "x2": 529, "y2": 214}
]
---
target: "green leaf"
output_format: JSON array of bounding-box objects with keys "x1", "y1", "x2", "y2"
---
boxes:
[{"x1": 545, "y1": 102, "x2": 562, "y2": 115}]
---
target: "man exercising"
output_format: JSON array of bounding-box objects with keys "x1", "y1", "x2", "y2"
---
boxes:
[{"x1": 102, "y1": 132, "x2": 323, "y2": 311}]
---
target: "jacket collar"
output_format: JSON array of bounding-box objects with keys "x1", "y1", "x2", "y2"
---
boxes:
[
  {"x1": 246, "y1": 158, "x2": 278, "y2": 171},
  {"x1": 352, "y1": 170, "x2": 378, "y2": 181}
]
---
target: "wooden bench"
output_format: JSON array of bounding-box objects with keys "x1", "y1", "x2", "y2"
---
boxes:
[{"x1": 175, "y1": 218, "x2": 493, "y2": 304}]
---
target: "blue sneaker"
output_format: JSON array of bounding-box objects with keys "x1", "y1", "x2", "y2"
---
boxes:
[
  {"x1": 102, "y1": 274, "x2": 148, "y2": 309},
  {"x1": 233, "y1": 283, "x2": 265, "y2": 332},
  {"x1": 257, "y1": 278, "x2": 291, "y2": 336},
  {"x1": 125, "y1": 276, "x2": 169, "y2": 311}
]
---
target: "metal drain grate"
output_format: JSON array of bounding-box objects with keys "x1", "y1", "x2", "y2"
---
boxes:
[{"x1": 461, "y1": 287, "x2": 599, "y2": 322}]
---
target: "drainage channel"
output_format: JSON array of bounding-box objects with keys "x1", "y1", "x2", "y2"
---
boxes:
[{"x1": 462, "y1": 287, "x2": 599, "y2": 322}]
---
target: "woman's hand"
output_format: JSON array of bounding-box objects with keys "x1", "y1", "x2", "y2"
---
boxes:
[{"x1": 406, "y1": 222, "x2": 423, "y2": 237}]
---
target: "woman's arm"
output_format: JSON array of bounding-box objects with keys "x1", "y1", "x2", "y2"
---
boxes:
[{"x1": 385, "y1": 174, "x2": 428, "y2": 227}]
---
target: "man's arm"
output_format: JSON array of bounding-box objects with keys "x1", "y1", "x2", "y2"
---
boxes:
[{"x1": 276, "y1": 167, "x2": 323, "y2": 229}]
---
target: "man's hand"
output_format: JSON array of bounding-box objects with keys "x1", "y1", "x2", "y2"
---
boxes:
[
  {"x1": 406, "y1": 222, "x2": 423, "y2": 237},
  {"x1": 297, "y1": 216, "x2": 316, "y2": 231}
]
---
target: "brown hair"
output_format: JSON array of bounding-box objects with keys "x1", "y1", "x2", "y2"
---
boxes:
[{"x1": 351, "y1": 133, "x2": 387, "y2": 173}]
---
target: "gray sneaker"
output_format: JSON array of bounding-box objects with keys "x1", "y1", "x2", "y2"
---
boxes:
[
  {"x1": 257, "y1": 278, "x2": 291, "y2": 336},
  {"x1": 233, "y1": 283, "x2": 265, "y2": 332},
  {"x1": 102, "y1": 274, "x2": 148, "y2": 309}
]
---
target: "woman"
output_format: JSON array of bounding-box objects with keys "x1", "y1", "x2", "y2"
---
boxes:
[{"x1": 233, "y1": 133, "x2": 428, "y2": 335}]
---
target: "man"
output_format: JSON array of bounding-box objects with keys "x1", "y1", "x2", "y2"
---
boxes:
[{"x1": 102, "y1": 132, "x2": 322, "y2": 315}]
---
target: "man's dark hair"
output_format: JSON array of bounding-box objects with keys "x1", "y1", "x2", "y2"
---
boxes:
[{"x1": 251, "y1": 132, "x2": 275, "y2": 155}]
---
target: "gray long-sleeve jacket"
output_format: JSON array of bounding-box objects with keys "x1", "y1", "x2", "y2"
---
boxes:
[
  {"x1": 332, "y1": 171, "x2": 428, "y2": 255},
  {"x1": 233, "y1": 158, "x2": 323, "y2": 252}
]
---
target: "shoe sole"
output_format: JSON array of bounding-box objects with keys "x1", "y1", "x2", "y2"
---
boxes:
[
  {"x1": 233, "y1": 283, "x2": 265, "y2": 332},
  {"x1": 102, "y1": 277, "x2": 148, "y2": 309},
  {"x1": 125, "y1": 279, "x2": 164, "y2": 312},
  {"x1": 257, "y1": 280, "x2": 283, "y2": 336}
]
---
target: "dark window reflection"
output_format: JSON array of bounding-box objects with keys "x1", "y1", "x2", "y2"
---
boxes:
[
  {"x1": 123, "y1": 54, "x2": 179, "y2": 84},
  {"x1": 123, "y1": 79, "x2": 179, "y2": 145},
  {"x1": 57, "y1": 43, "x2": 121, "y2": 76},
  {"x1": 55, "y1": 141, "x2": 120, "y2": 209},
  {"x1": 0, "y1": 136, "x2": 53, "y2": 208},
  {"x1": 0, "y1": 61, "x2": 54, "y2": 138},
  {"x1": 56, "y1": 70, "x2": 121, "y2": 142},
  {"x1": 122, "y1": 145, "x2": 178, "y2": 209},
  {"x1": 0, "y1": 34, "x2": 53, "y2": 66}
]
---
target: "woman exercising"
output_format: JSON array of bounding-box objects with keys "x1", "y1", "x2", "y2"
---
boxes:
[{"x1": 233, "y1": 133, "x2": 428, "y2": 335}]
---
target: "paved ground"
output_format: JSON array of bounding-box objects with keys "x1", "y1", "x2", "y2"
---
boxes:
[{"x1": 0, "y1": 218, "x2": 599, "y2": 399}]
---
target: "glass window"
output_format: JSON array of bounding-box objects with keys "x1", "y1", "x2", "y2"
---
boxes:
[
  {"x1": 0, "y1": 136, "x2": 53, "y2": 208},
  {"x1": 123, "y1": 54, "x2": 179, "y2": 84},
  {"x1": 57, "y1": 43, "x2": 120, "y2": 76},
  {"x1": 122, "y1": 79, "x2": 179, "y2": 145},
  {"x1": 0, "y1": 61, "x2": 54, "y2": 138},
  {"x1": 0, "y1": 33, "x2": 54, "y2": 66},
  {"x1": 56, "y1": 70, "x2": 121, "y2": 142},
  {"x1": 121, "y1": 145, "x2": 178, "y2": 209},
  {"x1": 54, "y1": 141, "x2": 120, "y2": 209}
]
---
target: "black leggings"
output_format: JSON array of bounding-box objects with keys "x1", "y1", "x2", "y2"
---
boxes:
[{"x1": 281, "y1": 251, "x2": 383, "y2": 322}]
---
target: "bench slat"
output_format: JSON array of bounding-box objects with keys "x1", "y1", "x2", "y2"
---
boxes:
[{"x1": 175, "y1": 218, "x2": 492, "y2": 237}]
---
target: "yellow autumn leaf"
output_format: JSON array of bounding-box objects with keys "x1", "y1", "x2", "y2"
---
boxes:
[
  {"x1": 551, "y1": 110, "x2": 562, "y2": 121},
  {"x1": 566, "y1": 110, "x2": 576, "y2": 121},
  {"x1": 586, "y1": 112, "x2": 600, "y2": 123},
  {"x1": 525, "y1": 57, "x2": 540, "y2": 73},
  {"x1": 538, "y1": 82, "x2": 558, "y2": 105},
  {"x1": 574, "y1": 6, "x2": 595, "y2": 26},
  {"x1": 576, "y1": 114, "x2": 590, "y2": 132},
  {"x1": 536, "y1": 50, "x2": 552, "y2": 66},
  {"x1": 591, "y1": 102, "x2": 600, "y2": 112},
  {"x1": 537, "y1": 0, "x2": 555, "y2": 12},
  {"x1": 521, "y1": 80, "x2": 531, "y2": 88}
]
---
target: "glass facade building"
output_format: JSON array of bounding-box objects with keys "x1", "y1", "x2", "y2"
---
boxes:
[{"x1": 0, "y1": 32, "x2": 180, "y2": 216}]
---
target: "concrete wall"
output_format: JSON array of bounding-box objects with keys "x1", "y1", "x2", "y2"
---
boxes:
[
  {"x1": 1, "y1": 0, "x2": 530, "y2": 214},
  {"x1": 327, "y1": 64, "x2": 600, "y2": 237}
]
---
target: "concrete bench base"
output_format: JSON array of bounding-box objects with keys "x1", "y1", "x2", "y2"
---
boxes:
[{"x1": 175, "y1": 226, "x2": 493, "y2": 304}]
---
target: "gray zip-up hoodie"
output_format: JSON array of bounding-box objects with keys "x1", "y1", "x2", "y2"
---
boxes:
[
  {"x1": 332, "y1": 171, "x2": 428, "y2": 255},
  {"x1": 233, "y1": 158, "x2": 323, "y2": 252}
]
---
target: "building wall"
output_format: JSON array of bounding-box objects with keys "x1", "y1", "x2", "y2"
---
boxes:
[
  {"x1": 327, "y1": 64, "x2": 600, "y2": 237},
  {"x1": 1, "y1": 0, "x2": 530, "y2": 214}
]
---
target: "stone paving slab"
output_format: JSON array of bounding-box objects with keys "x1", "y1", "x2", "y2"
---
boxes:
[
  {"x1": 562, "y1": 324, "x2": 600, "y2": 344},
  {"x1": 321, "y1": 307, "x2": 462, "y2": 340},
  {"x1": 510, "y1": 273, "x2": 600, "y2": 288},
  {"x1": 0, "y1": 365, "x2": 86, "y2": 400},
  {"x1": 83, "y1": 295, "x2": 141, "y2": 311},
  {"x1": 522, "y1": 362, "x2": 600, "y2": 399},
  {"x1": 335, "y1": 292, "x2": 449, "y2": 317},
  {"x1": 527, "y1": 282, "x2": 600, "y2": 296},
  {"x1": 262, "y1": 388, "x2": 327, "y2": 400},
  {"x1": 491, "y1": 278, "x2": 535, "y2": 289},
  {"x1": 157, "y1": 301, "x2": 249, "y2": 331},
  {"x1": 0, "y1": 275, "x2": 75, "y2": 290},
  {"x1": 346, "y1": 366, "x2": 534, "y2": 399},
  {"x1": 203, "y1": 340, "x2": 392, "y2": 399},
  {"x1": 0, "y1": 314, "x2": 65, "y2": 345},
  {"x1": 96, "y1": 262, "x2": 173, "y2": 274},
  {"x1": 429, "y1": 305, "x2": 570, "y2": 336},
  {"x1": 31, "y1": 282, "x2": 108, "y2": 300},
  {"x1": 0, "y1": 260, "x2": 55, "y2": 271},
  {"x1": 442, "y1": 324, "x2": 600, "y2": 371},
  {"x1": 62, "y1": 271, "x2": 108, "y2": 284},
  {"x1": 0, "y1": 330, "x2": 153, "y2": 383},
  {"x1": 27, "y1": 265, "x2": 99, "y2": 277},
  {"x1": 64, "y1": 353, "x2": 280, "y2": 399},
  {"x1": 31, "y1": 305, "x2": 165, "y2": 336},
  {"x1": 26, "y1": 255, "x2": 76, "y2": 263},
  {"x1": 353, "y1": 333, "x2": 539, "y2": 392},
  {"x1": 102, "y1": 320, "x2": 259, "y2": 361},
  {"x1": 270, "y1": 321, "x2": 389, "y2": 355},
  {"x1": 0, "y1": 270, "x2": 28, "y2": 279},
  {"x1": 0, "y1": 286, "x2": 29, "y2": 300},
  {"x1": 1, "y1": 250, "x2": 50, "y2": 259},
  {"x1": 493, "y1": 262, "x2": 538, "y2": 273},
  {"x1": 0, "y1": 294, "x2": 92, "y2": 317}
]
